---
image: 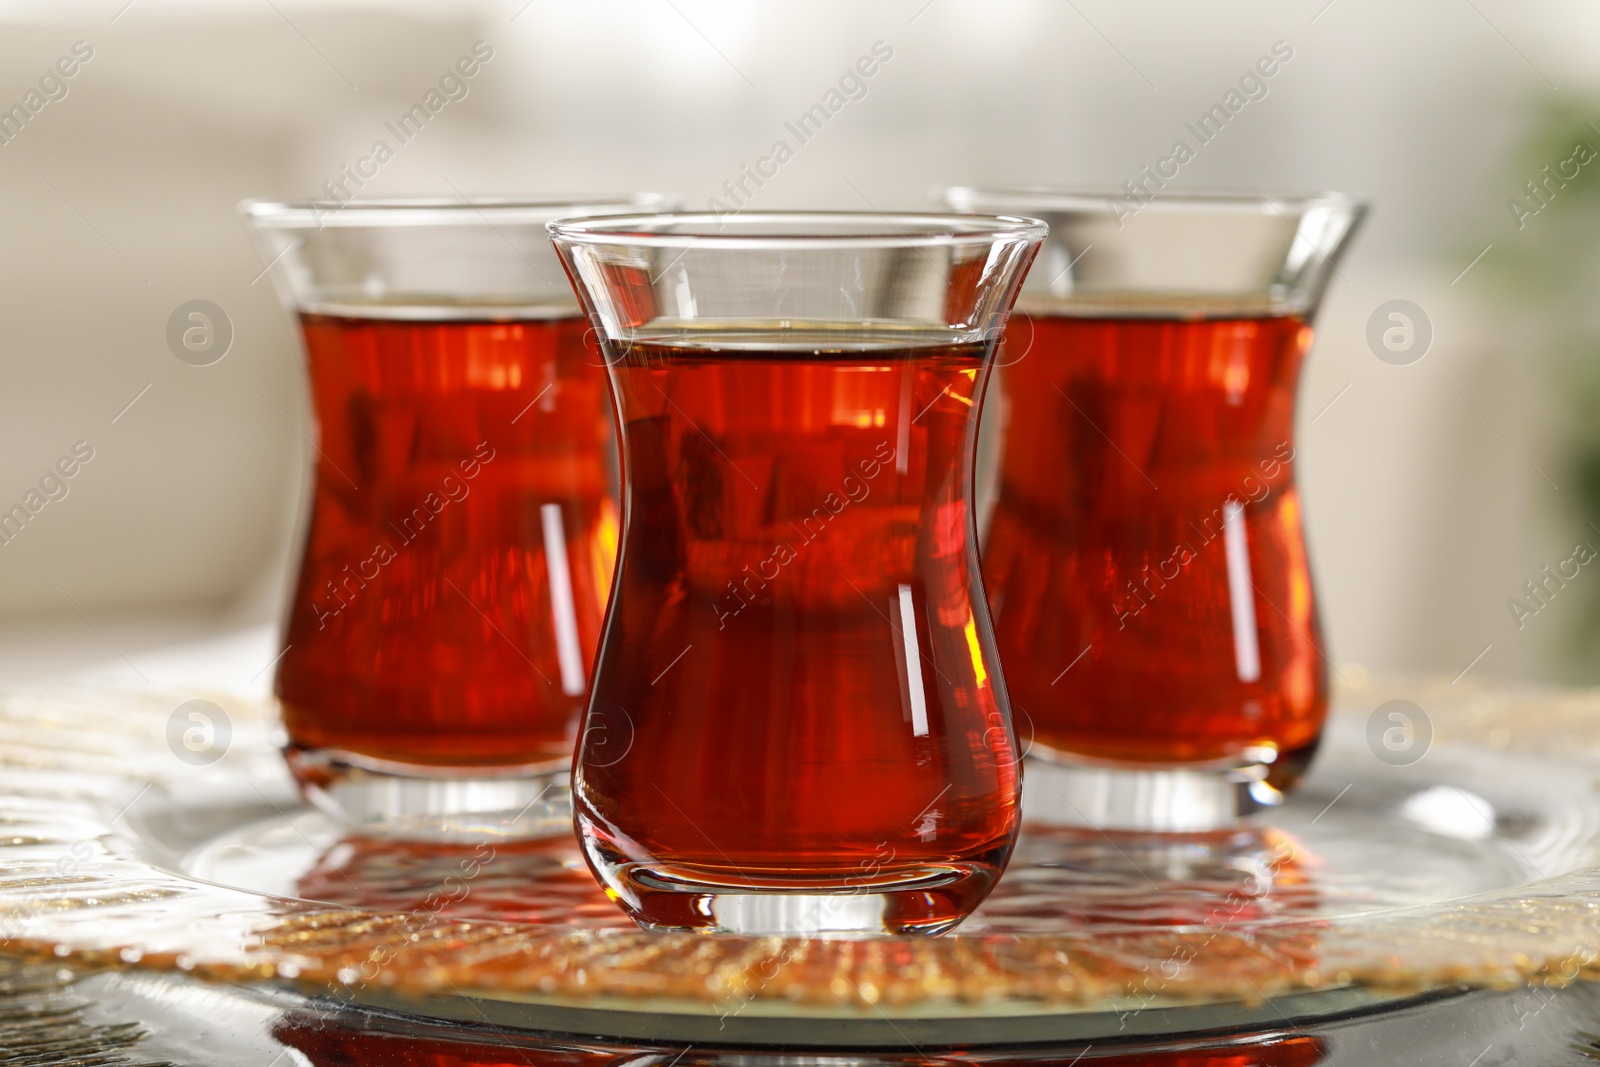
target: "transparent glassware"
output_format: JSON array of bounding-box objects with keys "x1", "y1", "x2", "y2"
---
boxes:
[
  {"x1": 944, "y1": 188, "x2": 1366, "y2": 832},
  {"x1": 549, "y1": 212, "x2": 1045, "y2": 934},
  {"x1": 242, "y1": 195, "x2": 673, "y2": 839}
]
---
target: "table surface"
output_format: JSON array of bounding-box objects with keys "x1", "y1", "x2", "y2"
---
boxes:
[{"x1": 7, "y1": 954, "x2": 1600, "y2": 1065}]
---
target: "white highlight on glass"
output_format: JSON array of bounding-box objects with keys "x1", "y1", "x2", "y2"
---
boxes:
[
  {"x1": 541, "y1": 503, "x2": 586, "y2": 697},
  {"x1": 674, "y1": 269, "x2": 697, "y2": 319},
  {"x1": 711, "y1": 892, "x2": 886, "y2": 935},
  {"x1": 895, "y1": 367, "x2": 912, "y2": 474},
  {"x1": 898, "y1": 583, "x2": 929, "y2": 737},
  {"x1": 1222, "y1": 500, "x2": 1262, "y2": 684}
]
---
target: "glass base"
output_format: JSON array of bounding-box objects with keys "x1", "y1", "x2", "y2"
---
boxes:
[
  {"x1": 1021, "y1": 749, "x2": 1284, "y2": 833},
  {"x1": 284, "y1": 747, "x2": 573, "y2": 841},
  {"x1": 589, "y1": 858, "x2": 1002, "y2": 935}
]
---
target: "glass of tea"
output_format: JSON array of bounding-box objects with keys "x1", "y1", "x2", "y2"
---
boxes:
[
  {"x1": 242, "y1": 195, "x2": 672, "y2": 838},
  {"x1": 944, "y1": 188, "x2": 1365, "y2": 832},
  {"x1": 548, "y1": 211, "x2": 1045, "y2": 934}
]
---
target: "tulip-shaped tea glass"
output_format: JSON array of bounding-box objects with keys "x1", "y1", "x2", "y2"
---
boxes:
[
  {"x1": 243, "y1": 195, "x2": 672, "y2": 837},
  {"x1": 945, "y1": 189, "x2": 1365, "y2": 831},
  {"x1": 550, "y1": 212, "x2": 1044, "y2": 934}
]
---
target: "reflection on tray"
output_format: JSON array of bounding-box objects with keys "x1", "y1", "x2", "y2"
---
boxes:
[
  {"x1": 294, "y1": 835, "x2": 620, "y2": 927},
  {"x1": 975, "y1": 825, "x2": 1319, "y2": 932},
  {"x1": 287, "y1": 824, "x2": 1323, "y2": 937},
  {"x1": 273, "y1": 1018, "x2": 624, "y2": 1067},
  {"x1": 979, "y1": 1037, "x2": 1327, "y2": 1066},
  {"x1": 271, "y1": 1008, "x2": 1328, "y2": 1065}
]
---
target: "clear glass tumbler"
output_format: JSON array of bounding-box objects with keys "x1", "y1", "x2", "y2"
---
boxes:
[
  {"x1": 944, "y1": 189, "x2": 1365, "y2": 832},
  {"x1": 243, "y1": 195, "x2": 672, "y2": 838},
  {"x1": 549, "y1": 212, "x2": 1044, "y2": 934}
]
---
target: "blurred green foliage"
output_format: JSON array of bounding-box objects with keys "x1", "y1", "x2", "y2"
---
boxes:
[{"x1": 1486, "y1": 100, "x2": 1600, "y2": 648}]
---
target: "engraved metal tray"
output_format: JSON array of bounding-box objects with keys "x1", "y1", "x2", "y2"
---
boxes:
[{"x1": 1, "y1": 676, "x2": 1598, "y2": 1048}]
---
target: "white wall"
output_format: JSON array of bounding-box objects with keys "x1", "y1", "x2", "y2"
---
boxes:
[{"x1": 0, "y1": 0, "x2": 1590, "y2": 682}]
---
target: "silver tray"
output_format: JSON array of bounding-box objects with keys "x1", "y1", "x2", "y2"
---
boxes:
[{"x1": 1, "y1": 676, "x2": 1597, "y2": 1048}]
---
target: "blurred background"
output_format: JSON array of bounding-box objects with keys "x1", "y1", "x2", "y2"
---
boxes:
[{"x1": 0, "y1": 0, "x2": 1595, "y2": 688}]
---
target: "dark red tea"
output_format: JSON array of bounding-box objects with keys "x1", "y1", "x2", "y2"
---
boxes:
[
  {"x1": 983, "y1": 313, "x2": 1326, "y2": 781},
  {"x1": 276, "y1": 313, "x2": 615, "y2": 769},
  {"x1": 576, "y1": 334, "x2": 1019, "y2": 932}
]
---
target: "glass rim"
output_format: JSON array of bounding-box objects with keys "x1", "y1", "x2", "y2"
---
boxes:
[
  {"x1": 238, "y1": 193, "x2": 676, "y2": 229},
  {"x1": 546, "y1": 211, "x2": 1048, "y2": 250},
  {"x1": 942, "y1": 186, "x2": 1367, "y2": 217}
]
